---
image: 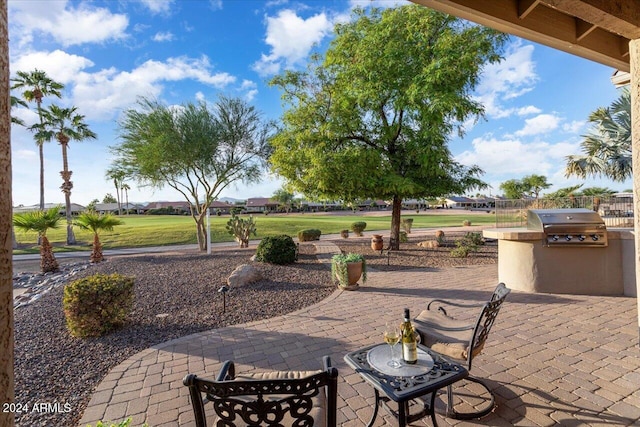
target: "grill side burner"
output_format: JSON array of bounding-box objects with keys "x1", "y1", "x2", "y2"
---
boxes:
[{"x1": 527, "y1": 208, "x2": 608, "y2": 247}]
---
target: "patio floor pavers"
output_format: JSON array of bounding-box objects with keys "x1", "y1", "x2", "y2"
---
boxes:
[{"x1": 78, "y1": 240, "x2": 640, "y2": 427}]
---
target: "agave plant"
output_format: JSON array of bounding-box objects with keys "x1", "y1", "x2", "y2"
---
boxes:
[
  {"x1": 74, "y1": 211, "x2": 123, "y2": 263},
  {"x1": 13, "y1": 206, "x2": 62, "y2": 273}
]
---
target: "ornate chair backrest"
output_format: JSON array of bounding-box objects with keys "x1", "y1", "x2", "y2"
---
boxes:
[
  {"x1": 468, "y1": 283, "x2": 510, "y2": 370},
  {"x1": 184, "y1": 357, "x2": 338, "y2": 427}
]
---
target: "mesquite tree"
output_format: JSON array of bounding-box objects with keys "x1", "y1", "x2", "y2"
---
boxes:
[
  {"x1": 269, "y1": 6, "x2": 508, "y2": 249},
  {"x1": 112, "y1": 96, "x2": 272, "y2": 250}
]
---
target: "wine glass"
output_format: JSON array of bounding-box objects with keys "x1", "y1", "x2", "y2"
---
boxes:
[{"x1": 384, "y1": 322, "x2": 401, "y2": 368}]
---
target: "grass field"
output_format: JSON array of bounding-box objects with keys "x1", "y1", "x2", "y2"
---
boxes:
[{"x1": 13, "y1": 211, "x2": 496, "y2": 254}]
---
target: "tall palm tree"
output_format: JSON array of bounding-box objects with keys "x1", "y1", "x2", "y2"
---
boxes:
[
  {"x1": 13, "y1": 206, "x2": 62, "y2": 273},
  {"x1": 35, "y1": 105, "x2": 97, "y2": 245},
  {"x1": 74, "y1": 211, "x2": 123, "y2": 263},
  {"x1": 565, "y1": 88, "x2": 631, "y2": 182},
  {"x1": 121, "y1": 183, "x2": 130, "y2": 214},
  {"x1": 105, "y1": 166, "x2": 126, "y2": 215},
  {"x1": 11, "y1": 69, "x2": 64, "y2": 210}
]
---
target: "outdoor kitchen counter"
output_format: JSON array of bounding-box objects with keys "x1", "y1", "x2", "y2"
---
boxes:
[{"x1": 483, "y1": 228, "x2": 636, "y2": 297}]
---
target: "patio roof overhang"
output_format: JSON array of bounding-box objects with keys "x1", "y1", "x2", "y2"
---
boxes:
[
  {"x1": 410, "y1": 0, "x2": 634, "y2": 72},
  {"x1": 409, "y1": 0, "x2": 640, "y2": 344}
]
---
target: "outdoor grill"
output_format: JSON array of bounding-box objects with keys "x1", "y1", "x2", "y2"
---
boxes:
[{"x1": 527, "y1": 208, "x2": 608, "y2": 248}]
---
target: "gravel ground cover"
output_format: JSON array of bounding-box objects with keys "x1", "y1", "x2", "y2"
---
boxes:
[
  {"x1": 13, "y1": 244, "x2": 333, "y2": 427},
  {"x1": 332, "y1": 230, "x2": 497, "y2": 271}
]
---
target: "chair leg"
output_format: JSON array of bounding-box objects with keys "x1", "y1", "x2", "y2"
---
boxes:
[{"x1": 444, "y1": 376, "x2": 495, "y2": 420}]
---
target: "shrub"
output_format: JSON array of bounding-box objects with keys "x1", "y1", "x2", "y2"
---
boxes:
[
  {"x1": 63, "y1": 273, "x2": 134, "y2": 338},
  {"x1": 340, "y1": 229, "x2": 349, "y2": 239},
  {"x1": 399, "y1": 231, "x2": 408, "y2": 243},
  {"x1": 226, "y1": 213, "x2": 257, "y2": 248},
  {"x1": 450, "y1": 235, "x2": 479, "y2": 258},
  {"x1": 401, "y1": 218, "x2": 414, "y2": 233},
  {"x1": 350, "y1": 221, "x2": 367, "y2": 236},
  {"x1": 255, "y1": 235, "x2": 298, "y2": 264},
  {"x1": 462, "y1": 219, "x2": 472, "y2": 226},
  {"x1": 298, "y1": 229, "x2": 321, "y2": 241},
  {"x1": 463, "y1": 232, "x2": 484, "y2": 246}
]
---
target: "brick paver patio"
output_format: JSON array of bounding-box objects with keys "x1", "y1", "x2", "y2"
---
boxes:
[{"x1": 79, "y1": 239, "x2": 640, "y2": 427}]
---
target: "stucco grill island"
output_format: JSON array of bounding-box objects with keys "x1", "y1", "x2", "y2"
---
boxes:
[{"x1": 484, "y1": 209, "x2": 635, "y2": 297}]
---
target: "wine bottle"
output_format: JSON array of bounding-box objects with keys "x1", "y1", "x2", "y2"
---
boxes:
[{"x1": 401, "y1": 308, "x2": 418, "y2": 364}]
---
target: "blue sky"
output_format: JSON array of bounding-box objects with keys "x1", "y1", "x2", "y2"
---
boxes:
[{"x1": 8, "y1": 0, "x2": 630, "y2": 207}]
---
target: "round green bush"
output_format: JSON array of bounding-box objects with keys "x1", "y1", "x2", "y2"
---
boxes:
[
  {"x1": 255, "y1": 235, "x2": 298, "y2": 264},
  {"x1": 63, "y1": 273, "x2": 134, "y2": 338},
  {"x1": 350, "y1": 221, "x2": 367, "y2": 236},
  {"x1": 298, "y1": 229, "x2": 321, "y2": 242}
]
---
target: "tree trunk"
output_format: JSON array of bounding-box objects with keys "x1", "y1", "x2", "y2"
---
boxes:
[
  {"x1": 0, "y1": 0, "x2": 15, "y2": 421},
  {"x1": 40, "y1": 236, "x2": 59, "y2": 273},
  {"x1": 390, "y1": 195, "x2": 402, "y2": 250},
  {"x1": 60, "y1": 142, "x2": 76, "y2": 245},
  {"x1": 38, "y1": 143, "x2": 44, "y2": 210},
  {"x1": 195, "y1": 215, "x2": 207, "y2": 251},
  {"x1": 90, "y1": 234, "x2": 103, "y2": 263}
]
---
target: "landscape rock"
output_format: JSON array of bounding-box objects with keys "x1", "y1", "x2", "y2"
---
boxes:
[
  {"x1": 227, "y1": 264, "x2": 263, "y2": 287},
  {"x1": 417, "y1": 240, "x2": 440, "y2": 248}
]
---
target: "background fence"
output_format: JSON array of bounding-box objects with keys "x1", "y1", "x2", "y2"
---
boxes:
[{"x1": 495, "y1": 195, "x2": 634, "y2": 228}]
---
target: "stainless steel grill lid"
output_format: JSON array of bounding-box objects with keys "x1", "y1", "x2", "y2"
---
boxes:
[{"x1": 527, "y1": 208, "x2": 607, "y2": 247}]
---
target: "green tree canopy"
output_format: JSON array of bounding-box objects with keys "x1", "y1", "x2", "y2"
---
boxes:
[
  {"x1": 102, "y1": 193, "x2": 117, "y2": 204},
  {"x1": 269, "y1": 5, "x2": 508, "y2": 248},
  {"x1": 565, "y1": 88, "x2": 631, "y2": 182},
  {"x1": 499, "y1": 174, "x2": 551, "y2": 199},
  {"x1": 111, "y1": 96, "x2": 273, "y2": 250}
]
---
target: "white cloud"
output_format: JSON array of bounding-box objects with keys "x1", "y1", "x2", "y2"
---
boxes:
[
  {"x1": 209, "y1": 0, "x2": 223, "y2": 11},
  {"x1": 153, "y1": 31, "x2": 175, "y2": 42},
  {"x1": 240, "y1": 80, "x2": 258, "y2": 102},
  {"x1": 476, "y1": 42, "x2": 539, "y2": 119},
  {"x1": 562, "y1": 120, "x2": 585, "y2": 134},
  {"x1": 9, "y1": 1, "x2": 128, "y2": 47},
  {"x1": 140, "y1": 0, "x2": 174, "y2": 14},
  {"x1": 70, "y1": 56, "x2": 236, "y2": 121},
  {"x1": 514, "y1": 114, "x2": 561, "y2": 136},
  {"x1": 253, "y1": 9, "x2": 332, "y2": 76},
  {"x1": 457, "y1": 135, "x2": 575, "y2": 177},
  {"x1": 195, "y1": 91, "x2": 206, "y2": 102},
  {"x1": 11, "y1": 51, "x2": 236, "y2": 122},
  {"x1": 516, "y1": 106, "x2": 542, "y2": 116},
  {"x1": 11, "y1": 49, "x2": 95, "y2": 87}
]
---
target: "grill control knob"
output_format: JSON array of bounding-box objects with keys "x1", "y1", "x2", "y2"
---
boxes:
[
  {"x1": 591, "y1": 235, "x2": 599, "y2": 241},
  {"x1": 552, "y1": 235, "x2": 559, "y2": 241},
  {"x1": 565, "y1": 235, "x2": 572, "y2": 241},
  {"x1": 578, "y1": 235, "x2": 586, "y2": 241}
]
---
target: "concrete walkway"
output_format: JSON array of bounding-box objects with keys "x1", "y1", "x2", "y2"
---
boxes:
[{"x1": 78, "y1": 239, "x2": 640, "y2": 427}]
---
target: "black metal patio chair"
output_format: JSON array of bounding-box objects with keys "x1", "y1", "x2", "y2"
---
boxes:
[
  {"x1": 413, "y1": 282, "x2": 510, "y2": 420},
  {"x1": 183, "y1": 355, "x2": 338, "y2": 427}
]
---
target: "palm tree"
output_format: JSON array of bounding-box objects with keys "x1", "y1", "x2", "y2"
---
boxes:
[
  {"x1": 105, "y1": 166, "x2": 126, "y2": 215},
  {"x1": 10, "y1": 95, "x2": 27, "y2": 126},
  {"x1": 11, "y1": 69, "x2": 64, "y2": 210},
  {"x1": 13, "y1": 206, "x2": 62, "y2": 273},
  {"x1": 74, "y1": 211, "x2": 123, "y2": 263},
  {"x1": 565, "y1": 88, "x2": 631, "y2": 182},
  {"x1": 121, "y1": 183, "x2": 131, "y2": 214},
  {"x1": 35, "y1": 105, "x2": 97, "y2": 245}
]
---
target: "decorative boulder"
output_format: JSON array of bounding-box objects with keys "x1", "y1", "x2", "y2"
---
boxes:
[
  {"x1": 227, "y1": 264, "x2": 263, "y2": 287},
  {"x1": 417, "y1": 240, "x2": 440, "y2": 248}
]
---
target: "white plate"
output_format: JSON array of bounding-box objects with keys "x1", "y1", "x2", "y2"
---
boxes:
[{"x1": 366, "y1": 344, "x2": 434, "y2": 377}]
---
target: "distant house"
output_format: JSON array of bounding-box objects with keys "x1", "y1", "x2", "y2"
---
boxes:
[
  {"x1": 13, "y1": 203, "x2": 85, "y2": 215},
  {"x1": 143, "y1": 201, "x2": 192, "y2": 214},
  {"x1": 94, "y1": 203, "x2": 145, "y2": 215},
  {"x1": 245, "y1": 197, "x2": 280, "y2": 213},
  {"x1": 208, "y1": 200, "x2": 233, "y2": 214}
]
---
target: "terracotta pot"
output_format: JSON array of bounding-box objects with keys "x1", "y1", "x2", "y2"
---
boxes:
[
  {"x1": 371, "y1": 234, "x2": 384, "y2": 251},
  {"x1": 337, "y1": 261, "x2": 362, "y2": 291}
]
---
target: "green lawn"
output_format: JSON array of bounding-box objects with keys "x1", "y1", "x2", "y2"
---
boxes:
[{"x1": 13, "y1": 211, "x2": 495, "y2": 254}]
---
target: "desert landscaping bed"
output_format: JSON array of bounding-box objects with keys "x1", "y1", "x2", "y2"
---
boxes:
[
  {"x1": 332, "y1": 230, "x2": 497, "y2": 271},
  {"x1": 13, "y1": 244, "x2": 333, "y2": 427}
]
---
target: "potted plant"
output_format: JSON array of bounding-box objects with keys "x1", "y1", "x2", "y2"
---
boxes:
[{"x1": 331, "y1": 253, "x2": 367, "y2": 291}]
